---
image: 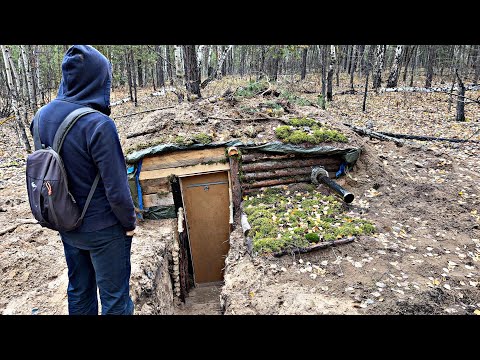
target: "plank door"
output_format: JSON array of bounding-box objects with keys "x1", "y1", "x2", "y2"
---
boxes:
[{"x1": 180, "y1": 172, "x2": 231, "y2": 284}]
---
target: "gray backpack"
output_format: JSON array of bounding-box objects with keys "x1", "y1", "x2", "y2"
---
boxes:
[{"x1": 26, "y1": 107, "x2": 101, "y2": 232}]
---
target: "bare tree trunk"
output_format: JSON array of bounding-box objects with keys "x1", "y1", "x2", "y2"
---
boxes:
[
  {"x1": 347, "y1": 45, "x2": 355, "y2": 74},
  {"x1": 327, "y1": 45, "x2": 336, "y2": 101},
  {"x1": 240, "y1": 46, "x2": 246, "y2": 77},
  {"x1": 156, "y1": 45, "x2": 165, "y2": 88},
  {"x1": 165, "y1": 45, "x2": 173, "y2": 86},
  {"x1": 336, "y1": 46, "x2": 340, "y2": 86},
  {"x1": 362, "y1": 54, "x2": 373, "y2": 112},
  {"x1": 300, "y1": 46, "x2": 308, "y2": 80},
  {"x1": 318, "y1": 45, "x2": 327, "y2": 109},
  {"x1": 125, "y1": 50, "x2": 133, "y2": 101},
  {"x1": 137, "y1": 57, "x2": 143, "y2": 87},
  {"x1": 386, "y1": 45, "x2": 403, "y2": 88},
  {"x1": 1, "y1": 45, "x2": 31, "y2": 152},
  {"x1": 402, "y1": 45, "x2": 414, "y2": 83},
  {"x1": 409, "y1": 46, "x2": 418, "y2": 87},
  {"x1": 129, "y1": 48, "x2": 137, "y2": 106},
  {"x1": 372, "y1": 45, "x2": 386, "y2": 90},
  {"x1": 425, "y1": 45, "x2": 436, "y2": 88},
  {"x1": 473, "y1": 45, "x2": 480, "y2": 86},
  {"x1": 20, "y1": 45, "x2": 36, "y2": 111},
  {"x1": 357, "y1": 45, "x2": 365, "y2": 77},
  {"x1": 455, "y1": 68, "x2": 465, "y2": 121},
  {"x1": 349, "y1": 45, "x2": 358, "y2": 91},
  {"x1": 182, "y1": 45, "x2": 201, "y2": 98}
]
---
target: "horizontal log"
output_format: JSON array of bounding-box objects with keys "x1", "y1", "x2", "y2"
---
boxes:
[
  {"x1": 141, "y1": 148, "x2": 226, "y2": 171},
  {"x1": 140, "y1": 177, "x2": 170, "y2": 194},
  {"x1": 242, "y1": 176, "x2": 311, "y2": 189},
  {"x1": 272, "y1": 237, "x2": 355, "y2": 257},
  {"x1": 242, "y1": 166, "x2": 338, "y2": 181},
  {"x1": 241, "y1": 157, "x2": 341, "y2": 173},
  {"x1": 241, "y1": 152, "x2": 297, "y2": 163}
]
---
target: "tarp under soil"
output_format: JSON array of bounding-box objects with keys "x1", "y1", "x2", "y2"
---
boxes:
[{"x1": 126, "y1": 140, "x2": 361, "y2": 165}]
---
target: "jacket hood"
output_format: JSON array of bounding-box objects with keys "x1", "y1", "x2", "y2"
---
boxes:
[{"x1": 56, "y1": 45, "x2": 112, "y2": 115}]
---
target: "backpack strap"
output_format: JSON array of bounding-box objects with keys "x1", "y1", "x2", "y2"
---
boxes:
[
  {"x1": 32, "y1": 106, "x2": 47, "y2": 150},
  {"x1": 52, "y1": 107, "x2": 98, "y2": 153},
  {"x1": 53, "y1": 107, "x2": 101, "y2": 223}
]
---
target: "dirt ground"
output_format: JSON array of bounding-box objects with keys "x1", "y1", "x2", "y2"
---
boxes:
[{"x1": 1, "y1": 75, "x2": 479, "y2": 315}]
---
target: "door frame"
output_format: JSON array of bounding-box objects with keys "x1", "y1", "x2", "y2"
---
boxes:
[{"x1": 179, "y1": 170, "x2": 232, "y2": 286}]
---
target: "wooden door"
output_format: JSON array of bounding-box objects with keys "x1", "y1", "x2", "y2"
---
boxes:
[{"x1": 180, "y1": 172, "x2": 230, "y2": 284}]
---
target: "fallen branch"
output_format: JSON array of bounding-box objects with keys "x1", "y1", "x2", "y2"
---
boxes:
[
  {"x1": 0, "y1": 115, "x2": 15, "y2": 126},
  {"x1": 272, "y1": 236, "x2": 355, "y2": 257},
  {"x1": 207, "y1": 115, "x2": 290, "y2": 123},
  {"x1": 114, "y1": 105, "x2": 175, "y2": 120},
  {"x1": 126, "y1": 124, "x2": 166, "y2": 139},
  {"x1": 377, "y1": 131, "x2": 480, "y2": 144},
  {"x1": 343, "y1": 123, "x2": 405, "y2": 146},
  {"x1": 0, "y1": 219, "x2": 38, "y2": 236},
  {"x1": 382, "y1": 84, "x2": 480, "y2": 93}
]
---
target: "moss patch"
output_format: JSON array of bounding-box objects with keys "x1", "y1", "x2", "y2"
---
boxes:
[
  {"x1": 193, "y1": 133, "x2": 212, "y2": 144},
  {"x1": 243, "y1": 187, "x2": 375, "y2": 255},
  {"x1": 275, "y1": 117, "x2": 348, "y2": 144}
]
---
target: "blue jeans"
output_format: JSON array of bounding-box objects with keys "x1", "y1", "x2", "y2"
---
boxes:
[{"x1": 60, "y1": 223, "x2": 134, "y2": 315}]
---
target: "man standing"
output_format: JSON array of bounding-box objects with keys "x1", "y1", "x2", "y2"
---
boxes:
[{"x1": 30, "y1": 45, "x2": 136, "y2": 315}]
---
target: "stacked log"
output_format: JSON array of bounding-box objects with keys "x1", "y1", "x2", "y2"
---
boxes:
[{"x1": 239, "y1": 151, "x2": 342, "y2": 195}]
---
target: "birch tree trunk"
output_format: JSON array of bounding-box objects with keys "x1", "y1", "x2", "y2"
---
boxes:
[
  {"x1": 386, "y1": 45, "x2": 403, "y2": 88},
  {"x1": 372, "y1": 45, "x2": 386, "y2": 90},
  {"x1": 196, "y1": 45, "x2": 205, "y2": 81},
  {"x1": 207, "y1": 46, "x2": 213, "y2": 78},
  {"x1": 200, "y1": 45, "x2": 233, "y2": 88},
  {"x1": 182, "y1": 45, "x2": 201, "y2": 97},
  {"x1": 326, "y1": 45, "x2": 336, "y2": 101},
  {"x1": 34, "y1": 45, "x2": 45, "y2": 106},
  {"x1": 174, "y1": 45, "x2": 185, "y2": 86},
  {"x1": 300, "y1": 46, "x2": 308, "y2": 80},
  {"x1": 20, "y1": 45, "x2": 36, "y2": 111},
  {"x1": 425, "y1": 45, "x2": 436, "y2": 88},
  {"x1": 1, "y1": 45, "x2": 31, "y2": 152},
  {"x1": 455, "y1": 69, "x2": 465, "y2": 121}
]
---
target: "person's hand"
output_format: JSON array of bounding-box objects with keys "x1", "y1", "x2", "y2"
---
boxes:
[{"x1": 126, "y1": 230, "x2": 135, "y2": 237}]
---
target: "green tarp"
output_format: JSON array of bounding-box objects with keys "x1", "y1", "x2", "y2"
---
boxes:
[{"x1": 126, "y1": 140, "x2": 361, "y2": 165}]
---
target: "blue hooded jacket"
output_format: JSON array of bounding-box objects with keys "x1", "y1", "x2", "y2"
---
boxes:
[{"x1": 30, "y1": 45, "x2": 136, "y2": 233}]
